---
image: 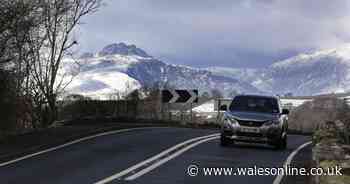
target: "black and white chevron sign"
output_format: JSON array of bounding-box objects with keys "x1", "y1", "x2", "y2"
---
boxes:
[{"x1": 162, "y1": 89, "x2": 198, "y2": 103}]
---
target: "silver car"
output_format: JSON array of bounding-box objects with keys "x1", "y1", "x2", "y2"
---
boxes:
[{"x1": 220, "y1": 95, "x2": 289, "y2": 149}]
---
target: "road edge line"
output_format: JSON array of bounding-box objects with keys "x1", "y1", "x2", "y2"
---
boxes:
[
  {"x1": 273, "y1": 141, "x2": 312, "y2": 184},
  {"x1": 0, "y1": 127, "x2": 168, "y2": 167}
]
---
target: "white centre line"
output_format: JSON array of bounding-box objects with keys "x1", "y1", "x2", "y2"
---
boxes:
[
  {"x1": 94, "y1": 133, "x2": 219, "y2": 184},
  {"x1": 125, "y1": 136, "x2": 219, "y2": 181}
]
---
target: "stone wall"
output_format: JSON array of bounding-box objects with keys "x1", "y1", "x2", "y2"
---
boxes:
[{"x1": 312, "y1": 121, "x2": 350, "y2": 184}]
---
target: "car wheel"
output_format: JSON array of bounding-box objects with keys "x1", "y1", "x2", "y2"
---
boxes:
[
  {"x1": 281, "y1": 134, "x2": 287, "y2": 150},
  {"x1": 220, "y1": 135, "x2": 231, "y2": 147},
  {"x1": 274, "y1": 134, "x2": 287, "y2": 150}
]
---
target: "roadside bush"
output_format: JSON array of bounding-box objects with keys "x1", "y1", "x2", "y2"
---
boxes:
[
  {"x1": 313, "y1": 120, "x2": 350, "y2": 145},
  {"x1": 58, "y1": 100, "x2": 139, "y2": 120}
]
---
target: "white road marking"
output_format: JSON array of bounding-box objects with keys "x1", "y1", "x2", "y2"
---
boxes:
[
  {"x1": 125, "y1": 136, "x2": 219, "y2": 180},
  {"x1": 94, "y1": 133, "x2": 219, "y2": 184},
  {"x1": 0, "y1": 127, "x2": 168, "y2": 167},
  {"x1": 273, "y1": 141, "x2": 312, "y2": 184}
]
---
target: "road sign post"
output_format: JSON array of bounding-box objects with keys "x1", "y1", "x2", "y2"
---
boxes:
[
  {"x1": 161, "y1": 89, "x2": 198, "y2": 123},
  {"x1": 161, "y1": 89, "x2": 198, "y2": 104},
  {"x1": 190, "y1": 102, "x2": 193, "y2": 122}
]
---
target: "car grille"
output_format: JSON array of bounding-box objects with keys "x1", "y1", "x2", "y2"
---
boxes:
[{"x1": 236, "y1": 119, "x2": 266, "y2": 127}]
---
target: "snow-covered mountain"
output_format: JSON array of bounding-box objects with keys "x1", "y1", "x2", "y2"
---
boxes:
[
  {"x1": 62, "y1": 43, "x2": 350, "y2": 99},
  {"x1": 62, "y1": 43, "x2": 261, "y2": 99},
  {"x1": 255, "y1": 45, "x2": 350, "y2": 96},
  {"x1": 62, "y1": 55, "x2": 141, "y2": 100},
  {"x1": 206, "y1": 45, "x2": 350, "y2": 96}
]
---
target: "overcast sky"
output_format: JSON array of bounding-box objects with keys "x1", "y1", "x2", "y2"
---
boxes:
[{"x1": 77, "y1": 0, "x2": 350, "y2": 68}]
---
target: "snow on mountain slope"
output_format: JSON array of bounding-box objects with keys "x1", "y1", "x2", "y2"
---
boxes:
[
  {"x1": 61, "y1": 43, "x2": 261, "y2": 99},
  {"x1": 256, "y1": 45, "x2": 350, "y2": 96},
  {"x1": 62, "y1": 42, "x2": 350, "y2": 99},
  {"x1": 61, "y1": 43, "x2": 149, "y2": 99},
  {"x1": 62, "y1": 56, "x2": 141, "y2": 100},
  {"x1": 204, "y1": 45, "x2": 350, "y2": 96},
  {"x1": 67, "y1": 71, "x2": 140, "y2": 100},
  {"x1": 125, "y1": 59, "x2": 261, "y2": 96}
]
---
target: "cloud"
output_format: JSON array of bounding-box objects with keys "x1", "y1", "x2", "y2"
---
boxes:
[{"x1": 77, "y1": 0, "x2": 350, "y2": 68}]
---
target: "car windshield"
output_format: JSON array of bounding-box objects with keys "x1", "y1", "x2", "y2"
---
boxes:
[{"x1": 229, "y1": 96, "x2": 280, "y2": 114}]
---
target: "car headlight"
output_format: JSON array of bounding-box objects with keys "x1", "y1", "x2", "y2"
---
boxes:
[
  {"x1": 264, "y1": 119, "x2": 280, "y2": 126},
  {"x1": 222, "y1": 120, "x2": 231, "y2": 130},
  {"x1": 222, "y1": 117, "x2": 238, "y2": 130}
]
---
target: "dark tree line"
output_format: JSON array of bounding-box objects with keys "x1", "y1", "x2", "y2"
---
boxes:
[{"x1": 0, "y1": 0, "x2": 102, "y2": 136}]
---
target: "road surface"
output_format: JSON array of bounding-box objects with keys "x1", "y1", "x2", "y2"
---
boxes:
[{"x1": 0, "y1": 127, "x2": 311, "y2": 184}]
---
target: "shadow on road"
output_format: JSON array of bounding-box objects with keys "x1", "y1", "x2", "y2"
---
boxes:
[{"x1": 220, "y1": 142, "x2": 294, "y2": 152}]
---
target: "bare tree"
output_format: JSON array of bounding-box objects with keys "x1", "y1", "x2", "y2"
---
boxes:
[
  {"x1": 0, "y1": 1, "x2": 43, "y2": 130},
  {"x1": 27, "y1": 0, "x2": 102, "y2": 125},
  {"x1": 140, "y1": 86, "x2": 162, "y2": 119},
  {"x1": 0, "y1": 0, "x2": 103, "y2": 129},
  {"x1": 0, "y1": 1, "x2": 31, "y2": 65}
]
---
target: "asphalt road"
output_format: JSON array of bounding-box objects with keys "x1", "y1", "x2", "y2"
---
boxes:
[{"x1": 0, "y1": 127, "x2": 311, "y2": 184}]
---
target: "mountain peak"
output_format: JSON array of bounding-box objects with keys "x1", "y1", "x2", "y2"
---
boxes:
[{"x1": 98, "y1": 42, "x2": 151, "y2": 58}]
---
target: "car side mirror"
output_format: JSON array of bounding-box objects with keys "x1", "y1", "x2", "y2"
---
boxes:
[
  {"x1": 220, "y1": 105, "x2": 227, "y2": 111},
  {"x1": 282, "y1": 109, "x2": 289, "y2": 115}
]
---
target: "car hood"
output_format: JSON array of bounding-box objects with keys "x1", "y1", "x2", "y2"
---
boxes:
[{"x1": 226, "y1": 111, "x2": 279, "y2": 121}]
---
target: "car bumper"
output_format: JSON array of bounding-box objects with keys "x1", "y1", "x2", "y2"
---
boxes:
[{"x1": 221, "y1": 126, "x2": 282, "y2": 144}]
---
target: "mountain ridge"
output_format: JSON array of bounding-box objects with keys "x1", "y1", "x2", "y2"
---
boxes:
[
  {"x1": 62, "y1": 43, "x2": 350, "y2": 99},
  {"x1": 63, "y1": 43, "x2": 261, "y2": 99}
]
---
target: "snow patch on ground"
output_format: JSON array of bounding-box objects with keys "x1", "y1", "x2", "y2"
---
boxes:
[
  {"x1": 280, "y1": 99, "x2": 311, "y2": 107},
  {"x1": 193, "y1": 100, "x2": 215, "y2": 113}
]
